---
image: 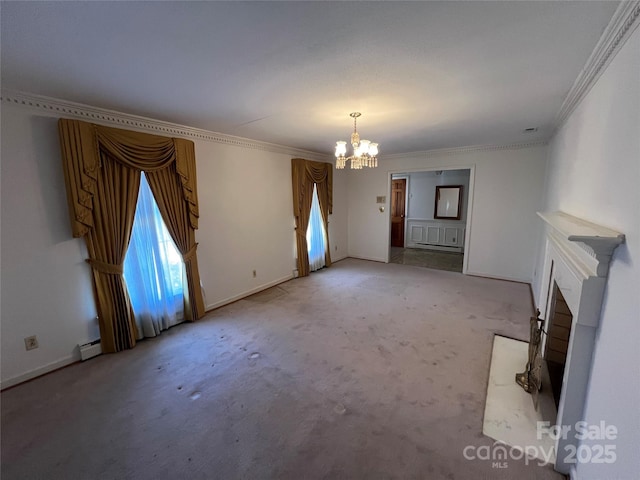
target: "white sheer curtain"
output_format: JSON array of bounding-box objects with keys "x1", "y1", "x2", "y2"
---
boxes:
[
  {"x1": 124, "y1": 173, "x2": 185, "y2": 338},
  {"x1": 306, "y1": 184, "x2": 327, "y2": 272}
]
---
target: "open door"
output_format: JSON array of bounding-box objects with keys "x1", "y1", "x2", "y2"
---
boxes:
[{"x1": 391, "y1": 178, "x2": 406, "y2": 247}]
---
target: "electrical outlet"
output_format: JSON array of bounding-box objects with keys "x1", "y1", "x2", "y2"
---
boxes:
[
  {"x1": 252, "y1": 270, "x2": 257, "y2": 278},
  {"x1": 24, "y1": 335, "x2": 39, "y2": 351}
]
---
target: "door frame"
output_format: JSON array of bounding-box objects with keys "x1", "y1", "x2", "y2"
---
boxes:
[
  {"x1": 385, "y1": 165, "x2": 476, "y2": 275},
  {"x1": 390, "y1": 174, "x2": 409, "y2": 248}
]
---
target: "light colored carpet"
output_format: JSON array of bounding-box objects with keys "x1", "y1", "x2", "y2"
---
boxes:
[{"x1": 1, "y1": 259, "x2": 563, "y2": 479}]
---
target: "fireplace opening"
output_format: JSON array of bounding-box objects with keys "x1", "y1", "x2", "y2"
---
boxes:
[{"x1": 544, "y1": 282, "x2": 573, "y2": 408}]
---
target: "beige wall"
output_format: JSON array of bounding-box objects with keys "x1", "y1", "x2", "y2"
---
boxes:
[{"x1": 194, "y1": 140, "x2": 348, "y2": 309}]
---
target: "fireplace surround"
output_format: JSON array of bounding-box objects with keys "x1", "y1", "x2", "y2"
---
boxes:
[{"x1": 536, "y1": 211, "x2": 624, "y2": 475}]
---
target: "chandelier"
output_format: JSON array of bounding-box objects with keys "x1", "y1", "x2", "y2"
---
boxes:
[{"x1": 335, "y1": 112, "x2": 379, "y2": 169}]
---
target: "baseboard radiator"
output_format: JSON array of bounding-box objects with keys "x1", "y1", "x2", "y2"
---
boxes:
[{"x1": 78, "y1": 340, "x2": 102, "y2": 361}]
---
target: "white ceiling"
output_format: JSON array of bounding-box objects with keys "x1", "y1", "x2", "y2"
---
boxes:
[{"x1": 1, "y1": 1, "x2": 619, "y2": 155}]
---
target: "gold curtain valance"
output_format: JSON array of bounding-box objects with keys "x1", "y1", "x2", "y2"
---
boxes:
[
  {"x1": 96, "y1": 125, "x2": 176, "y2": 171},
  {"x1": 291, "y1": 158, "x2": 333, "y2": 219},
  {"x1": 59, "y1": 119, "x2": 199, "y2": 238}
]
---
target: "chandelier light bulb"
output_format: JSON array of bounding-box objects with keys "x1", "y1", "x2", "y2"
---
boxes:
[{"x1": 334, "y1": 112, "x2": 379, "y2": 170}]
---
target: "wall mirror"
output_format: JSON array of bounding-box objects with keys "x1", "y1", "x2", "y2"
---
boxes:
[{"x1": 434, "y1": 185, "x2": 463, "y2": 220}]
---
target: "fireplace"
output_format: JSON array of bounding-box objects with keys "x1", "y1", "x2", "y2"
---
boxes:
[
  {"x1": 545, "y1": 282, "x2": 573, "y2": 408},
  {"x1": 537, "y1": 212, "x2": 624, "y2": 475}
]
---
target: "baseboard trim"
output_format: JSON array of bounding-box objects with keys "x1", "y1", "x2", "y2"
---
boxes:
[
  {"x1": 1, "y1": 354, "x2": 79, "y2": 391},
  {"x1": 465, "y1": 271, "x2": 531, "y2": 285},
  {"x1": 205, "y1": 274, "x2": 294, "y2": 312},
  {"x1": 347, "y1": 255, "x2": 388, "y2": 263}
]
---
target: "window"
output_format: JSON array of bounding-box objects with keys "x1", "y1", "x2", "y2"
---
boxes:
[
  {"x1": 306, "y1": 184, "x2": 327, "y2": 272},
  {"x1": 123, "y1": 173, "x2": 184, "y2": 337}
]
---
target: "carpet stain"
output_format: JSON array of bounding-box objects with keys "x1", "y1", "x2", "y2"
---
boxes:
[
  {"x1": 377, "y1": 345, "x2": 391, "y2": 359},
  {"x1": 333, "y1": 403, "x2": 347, "y2": 415}
]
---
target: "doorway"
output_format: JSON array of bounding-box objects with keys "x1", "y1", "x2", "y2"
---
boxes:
[
  {"x1": 388, "y1": 168, "x2": 472, "y2": 274},
  {"x1": 390, "y1": 178, "x2": 406, "y2": 247}
]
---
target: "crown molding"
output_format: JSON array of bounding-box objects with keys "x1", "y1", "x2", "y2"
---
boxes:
[
  {"x1": 381, "y1": 140, "x2": 548, "y2": 162},
  {"x1": 0, "y1": 89, "x2": 330, "y2": 162},
  {"x1": 554, "y1": 0, "x2": 640, "y2": 129}
]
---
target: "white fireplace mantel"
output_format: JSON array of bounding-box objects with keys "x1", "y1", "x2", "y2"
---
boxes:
[
  {"x1": 537, "y1": 211, "x2": 625, "y2": 277},
  {"x1": 536, "y1": 211, "x2": 625, "y2": 476}
]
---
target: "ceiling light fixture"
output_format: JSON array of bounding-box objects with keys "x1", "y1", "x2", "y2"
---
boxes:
[{"x1": 335, "y1": 112, "x2": 379, "y2": 169}]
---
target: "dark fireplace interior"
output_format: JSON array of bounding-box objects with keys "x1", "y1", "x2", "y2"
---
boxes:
[{"x1": 545, "y1": 282, "x2": 573, "y2": 408}]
